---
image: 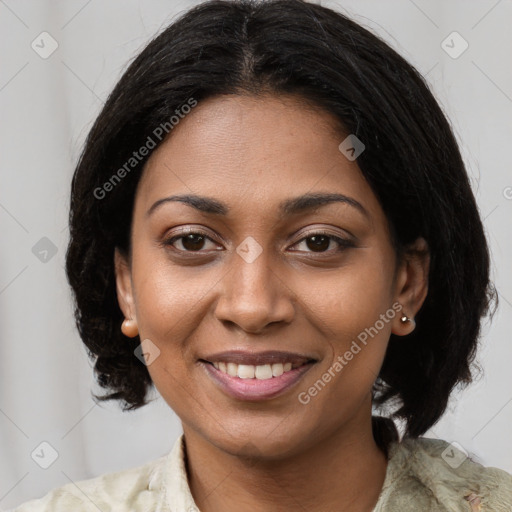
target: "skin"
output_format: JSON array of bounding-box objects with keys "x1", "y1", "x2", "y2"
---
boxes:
[{"x1": 115, "y1": 94, "x2": 430, "y2": 512}]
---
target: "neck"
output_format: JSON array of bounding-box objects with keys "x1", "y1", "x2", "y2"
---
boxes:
[{"x1": 183, "y1": 411, "x2": 388, "y2": 512}]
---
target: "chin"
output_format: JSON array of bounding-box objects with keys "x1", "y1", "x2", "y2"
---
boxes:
[{"x1": 201, "y1": 420, "x2": 314, "y2": 461}]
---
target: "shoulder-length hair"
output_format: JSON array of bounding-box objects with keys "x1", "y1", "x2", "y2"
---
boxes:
[{"x1": 65, "y1": 0, "x2": 497, "y2": 452}]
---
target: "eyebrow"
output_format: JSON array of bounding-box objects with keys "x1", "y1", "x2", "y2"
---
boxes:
[{"x1": 146, "y1": 192, "x2": 369, "y2": 219}]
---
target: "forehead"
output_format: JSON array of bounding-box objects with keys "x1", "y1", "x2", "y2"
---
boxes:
[{"x1": 135, "y1": 94, "x2": 381, "y2": 221}]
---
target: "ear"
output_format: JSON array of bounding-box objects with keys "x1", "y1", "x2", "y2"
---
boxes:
[
  {"x1": 114, "y1": 247, "x2": 137, "y2": 323},
  {"x1": 391, "y1": 237, "x2": 430, "y2": 336}
]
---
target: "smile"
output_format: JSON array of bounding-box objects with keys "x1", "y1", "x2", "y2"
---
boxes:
[{"x1": 199, "y1": 350, "x2": 317, "y2": 401}]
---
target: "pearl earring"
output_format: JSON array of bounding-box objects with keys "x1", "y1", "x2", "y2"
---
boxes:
[
  {"x1": 121, "y1": 318, "x2": 139, "y2": 337},
  {"x1": 400, "y1": 314, "x2": 416, "y2": 331}
]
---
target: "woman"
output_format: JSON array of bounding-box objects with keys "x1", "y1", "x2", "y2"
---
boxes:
[{"x1": 14, "y1": 0, "x2": 512, "y2": 510}]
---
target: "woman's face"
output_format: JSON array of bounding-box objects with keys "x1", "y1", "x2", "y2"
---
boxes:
[{"x1": 115, "y1": 94, "x2": 425, "y2": 458}]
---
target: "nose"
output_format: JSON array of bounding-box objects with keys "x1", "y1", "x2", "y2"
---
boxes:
[{"x1": 213, "y1": 248, "x2": 295, "y2": 334}]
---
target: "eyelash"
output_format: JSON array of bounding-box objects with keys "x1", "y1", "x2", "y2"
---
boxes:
[{"x1": 163, "y1": 229, "x2": 354, "y2": 255}]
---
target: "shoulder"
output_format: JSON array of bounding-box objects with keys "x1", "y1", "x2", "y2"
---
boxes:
[
  {"x1": 377, "y1": 436, "x2": 512, "y2": 511},
  {"x1": 12, "y1": 453, "x2": 169, "y2": 512}
]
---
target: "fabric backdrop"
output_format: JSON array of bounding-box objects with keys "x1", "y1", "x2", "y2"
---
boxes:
[{"x1": 1, "y1": 0, "x2": 511, "y2": 508}]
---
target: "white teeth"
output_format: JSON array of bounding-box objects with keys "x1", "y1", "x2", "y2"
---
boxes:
[
  {"x1": 255, "y1": 364, "x2": 273, "y2": 380},
  {"x1": 227, "y1": 362, "x2": 238, "y2": 377},
  {"x1": 238, "y1": 364, "x2": 255, "y2": 379},
  {"x1": 272, "y1": 363, "x2": 284, "y2": 377},
  {"x1": 211, "y1": 361, "x2": 300, "y2": 380}
]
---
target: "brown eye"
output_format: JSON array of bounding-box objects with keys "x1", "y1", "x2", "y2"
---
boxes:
[
  {"x1": 180, "y1": 233, "x2": 206, "y2": 251},
  {"x1": 305, "y1": 235, "x2": 331, "y2": 252},
  {"x1": 292, "y1": 232, "x2": 354, "y2": 254},
  {"x1": 165, "y1": 230, "x2": 219, "y2": 252}
]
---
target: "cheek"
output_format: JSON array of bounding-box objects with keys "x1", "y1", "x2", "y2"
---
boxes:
[
  {"x1": 131, "y1": 249, "x2": 223, "y2": 339},
  {"x1": 293, "y1": 248, "x2": 394, "y2": 337},
  {"x1": 128, "y1": 250, "x2": 217, "y2": 389},
  {"x1": 291, "y1": 250, "x2": 394, "y2": 398}
]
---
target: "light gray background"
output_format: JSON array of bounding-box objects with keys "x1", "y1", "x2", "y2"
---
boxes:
[{"x1": 1, "y1": 0, "x2": 511, "y2": 508}]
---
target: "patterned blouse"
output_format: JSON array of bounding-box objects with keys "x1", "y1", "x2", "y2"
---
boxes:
[{"x1": 13, "y1": 435, "x2": 512, "y2": 511}]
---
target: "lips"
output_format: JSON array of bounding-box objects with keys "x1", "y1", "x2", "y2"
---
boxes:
[{"x1": 199, "y1": 350, "x2": 317, "y2": 401}]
